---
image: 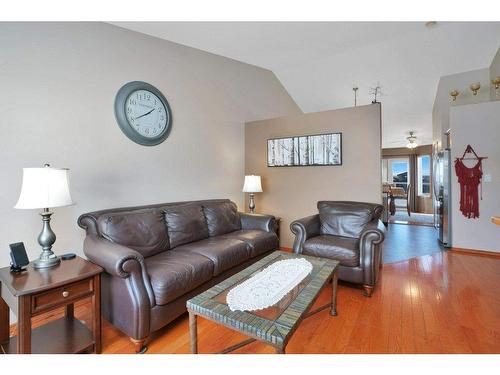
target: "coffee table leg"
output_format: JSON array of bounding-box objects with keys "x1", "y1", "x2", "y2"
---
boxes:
[
  {"x1": 330, "y1": 270, "x2": 338, "y2": 316},
  {"x1": 189, "y1": 311, "x2": 198, "y2": 354}
]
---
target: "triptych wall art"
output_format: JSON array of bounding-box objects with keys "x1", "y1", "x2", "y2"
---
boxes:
[{"x1": 267, "y1": 133, "x2": 342, "y2": 167}]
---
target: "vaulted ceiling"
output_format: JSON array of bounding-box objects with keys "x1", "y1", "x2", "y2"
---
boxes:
[{"x1": 111, "y1": 22, "x2": 500, "y2": 147}]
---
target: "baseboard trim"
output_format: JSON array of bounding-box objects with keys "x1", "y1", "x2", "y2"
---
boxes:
[
  {"x1": 449, "y1": 247, "x2": 500, "y2": 258},
  {"x1": 280, "y1": 247, "x2": 293, "y2": 253}
]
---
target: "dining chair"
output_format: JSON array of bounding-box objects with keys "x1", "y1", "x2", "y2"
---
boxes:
[{"x1": 389, "y1": 184, "x2": 411, "y2": 216}]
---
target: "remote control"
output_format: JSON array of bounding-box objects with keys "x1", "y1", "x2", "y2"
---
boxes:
[{"x1": 61, "y1": 253, "x2": 76, "y2": 260}]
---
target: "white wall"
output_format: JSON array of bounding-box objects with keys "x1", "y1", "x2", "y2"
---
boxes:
[
  {"x1": 432, "y1": 68, "x2": 491, "y2": 150},
  {"x1": 245, "y1": 104, "x2": 382, "y2": 247},
  {"x1": 431, "y1": 49, "x2": 500, "y2": 252},
  {"x1": 433, "y1": 48, "x2": 500, "y2": 150},
  {"x1": 450, "y1": 101, "x2": 500, "y2": 252},
  {"x1": 0, "y1": 22, "x2": 301, "y2": 268},
  {"x1": 490, "y1": 48, "x2": 500, "y2": 101}
]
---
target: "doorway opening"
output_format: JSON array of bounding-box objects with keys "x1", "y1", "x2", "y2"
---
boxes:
[
  {"x1": 382, "y1": 154, "x2": 433, "y2": 226},
  {"x1": 381, "y1": 146, "x2": 443, "y2": 263}
]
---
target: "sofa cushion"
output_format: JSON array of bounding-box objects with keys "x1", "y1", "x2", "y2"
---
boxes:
[
  {"x1": 175, "y1": 237, "x2": 250, "y2": 276},
  {"x1": 163, "y1": 203, "x2": 209, "y2": 248},
  {"x1": 202, "y1": 201, "x2": 241, "y2": 236},
  {"x1": 318, "y1": 202, "x2": 375, "y2": 238},
  {"x1": 302, "y1": 235, "x2": 360, "y2": 267},
  {"x1": 221, "y1": 230, "x2": 278, "y2": 258},
  {"x1": 97, "y1": 209, "x2": 169, "y2": 257},
  {"x1": 145, "y1": 249, "x2": 214, "y2": 305}
]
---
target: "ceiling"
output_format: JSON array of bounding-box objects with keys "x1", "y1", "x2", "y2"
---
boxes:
[{"x1": 111, "y1": 22, "x2": 500, "y2": 147}]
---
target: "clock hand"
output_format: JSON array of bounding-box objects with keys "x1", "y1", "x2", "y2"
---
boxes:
[{"x1": 134, "y1": 108, "x2": 155, "y2": 120}]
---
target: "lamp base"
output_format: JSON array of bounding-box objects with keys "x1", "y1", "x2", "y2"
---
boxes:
[
  {"x1": 33, "y1": 210, "x2": 60, "y2": 269},
  {"x1": 248, "y1": 193, "x2": 256, "y2": 214},
  {"x1": 33, "y1": 255, "x2": 60, "y2": 269}
]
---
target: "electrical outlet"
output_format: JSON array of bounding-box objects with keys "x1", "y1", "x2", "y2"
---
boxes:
[{"x1": 484, "y1": 174, "x2": 492, "y2": 182}]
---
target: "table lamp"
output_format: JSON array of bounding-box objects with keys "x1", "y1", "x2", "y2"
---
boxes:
[
  {"x1": 15, "y1": 164, "x2": 74, "y2": 269},
  {"x1": 242, "y1": 175, "x2": 262, "y2": 213}
]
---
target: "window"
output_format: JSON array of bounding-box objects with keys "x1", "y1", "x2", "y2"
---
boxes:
[
  {"x1": 418, "y1": 155, "x2": 431, "y2": 196},
  {"x1": 385, "y1": 158, "x2": 409, "y2": 191}
]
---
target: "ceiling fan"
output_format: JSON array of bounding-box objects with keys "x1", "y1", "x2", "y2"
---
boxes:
[{"x1": 406, "y1": 131, "x2": 418, "y2": 149}]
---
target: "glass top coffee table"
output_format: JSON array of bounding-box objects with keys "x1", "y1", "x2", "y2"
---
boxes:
[{"x1": 186, "y1": 251, "x2": 339, "y2": 354}]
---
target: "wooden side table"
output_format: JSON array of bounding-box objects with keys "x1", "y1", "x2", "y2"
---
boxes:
[{"x1": 0, "y1": 256, "x2": 103, "y2": 354}]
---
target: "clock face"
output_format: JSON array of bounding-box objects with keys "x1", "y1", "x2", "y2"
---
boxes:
[
  {"x1": 125, "y1": 90, "x2": 167, "y2": 138},
  {"x1": 114, "y1": 81, "x2": 173, "y2": 146}
]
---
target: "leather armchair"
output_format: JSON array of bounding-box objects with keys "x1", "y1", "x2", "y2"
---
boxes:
[{"x1": 291, "y1": 201, "x2": 385, "y2": 296}]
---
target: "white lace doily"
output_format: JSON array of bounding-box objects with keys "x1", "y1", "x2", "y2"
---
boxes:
[{"x1": 226, "y1": 258, "x2": 313, "y2": 312}]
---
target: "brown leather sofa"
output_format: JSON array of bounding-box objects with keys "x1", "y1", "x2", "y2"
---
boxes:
[
  {"x1": 78, "y1": 199, "x2": 278, "y2": 353},
  {"x1": 290, "y1": 201, "x2": 385, "y2": 297}
]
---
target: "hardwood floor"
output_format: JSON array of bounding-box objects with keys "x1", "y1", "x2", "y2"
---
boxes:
[{"x1": 15, "y1": 250, "x2": 500, "y2": 354}]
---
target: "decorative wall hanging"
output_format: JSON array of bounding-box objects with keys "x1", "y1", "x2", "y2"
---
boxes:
[
  {"x1": 267, "y1": 133, "x2": 342, "y2": 167},
  {"x1": 454, "y1": 145, "x2": 487, "y2": 219}
]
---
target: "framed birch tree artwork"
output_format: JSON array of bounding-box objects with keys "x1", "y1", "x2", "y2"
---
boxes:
[{"x1": 267, "y1": 133, "x2": 342, "y2": 167}]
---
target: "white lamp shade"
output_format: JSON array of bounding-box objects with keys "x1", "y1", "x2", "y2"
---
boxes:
[
  {"x1": 15, "y1": 167, "x2": 74, "y2": 209},
  {"x1": 242, "y1": 175, "x2": 263, "y2": 193}
]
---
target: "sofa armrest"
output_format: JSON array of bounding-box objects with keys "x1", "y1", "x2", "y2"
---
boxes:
[
  {"x1": 84, "y1": 234, "x2": 143, "y2": 277},
  {"x1": 359, "y1": 219, "x2": 386, "y2": 285},
  {"x1": 290, "y1": 214, "x2": 321, "y2": 254},
  {"x1": 83, "y1": 234, "x2": 155, "y2": 307},
  {"x1": 240, "y1": 212, "x2": 277, "y2": 233}
]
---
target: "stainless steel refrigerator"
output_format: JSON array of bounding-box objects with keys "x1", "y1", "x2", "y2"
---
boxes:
[{"x1": 433, "y1": 149, "x2": 452, "y2": 247}]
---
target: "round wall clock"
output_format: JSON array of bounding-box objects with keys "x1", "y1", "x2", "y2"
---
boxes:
[{"x1": 114, "y1": 81, "x2": 172, "y2": 146}]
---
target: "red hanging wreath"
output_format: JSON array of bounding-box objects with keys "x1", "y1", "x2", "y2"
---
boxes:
[{"x1": 454, "y1": 145, "x2": 486, "y2": 219}]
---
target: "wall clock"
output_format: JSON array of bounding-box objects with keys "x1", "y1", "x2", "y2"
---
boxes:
[{"x1": 114, "y1": 81, "x2": 173, "y2": 146}]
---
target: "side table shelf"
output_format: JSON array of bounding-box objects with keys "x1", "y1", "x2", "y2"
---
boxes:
[
  {"x1": 1, "y1": 317, "x2": 94, "y2": 354},
  {"x1": 0, "y1": 256, "x2": 102, "y2": 354}
]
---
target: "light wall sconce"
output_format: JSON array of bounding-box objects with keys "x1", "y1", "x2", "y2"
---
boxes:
[
  {"x1": 449, "y1": 89, "x2": 460, "y2": 101},
  {"x1": 492, "y1": 76, "x2": 500, "y2": 90},
  {"x1": 470, "y1": 82, "x2": 481, "y2": 96}
]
